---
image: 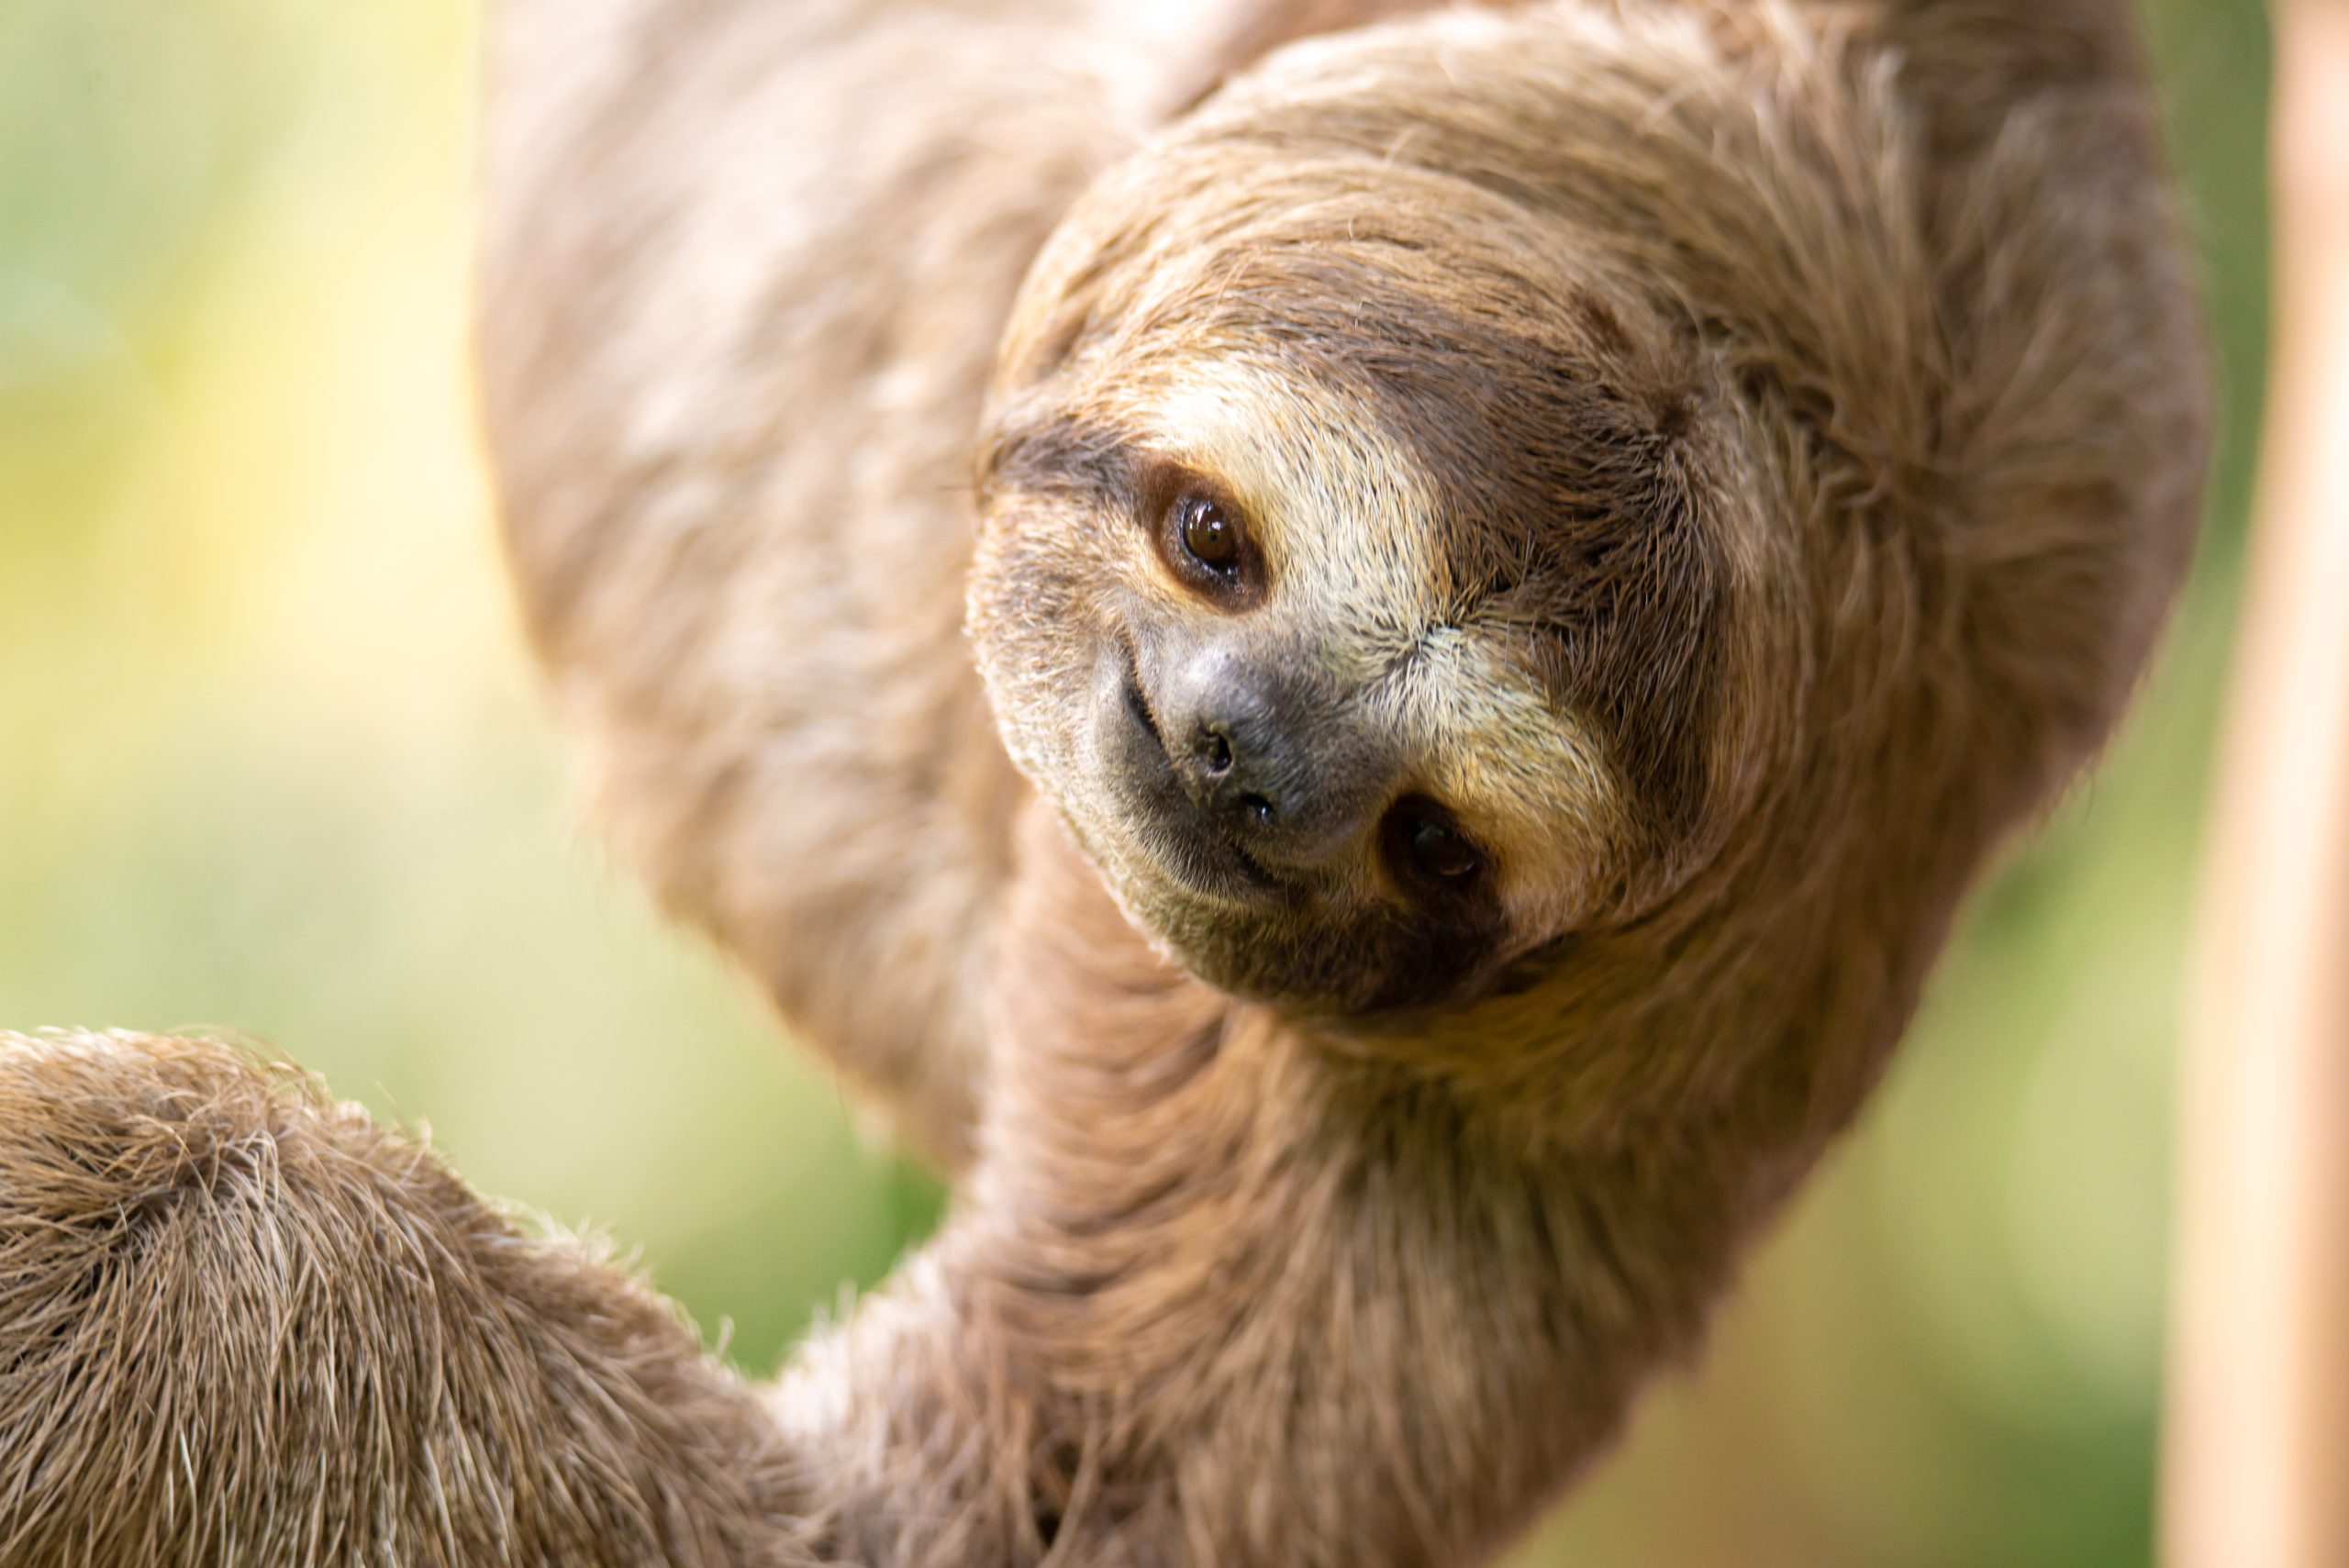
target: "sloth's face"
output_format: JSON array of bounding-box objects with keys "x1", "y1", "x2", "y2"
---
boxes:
[{"x1": 970, "y1": 223, "x2": 1731, "y2": 1019}]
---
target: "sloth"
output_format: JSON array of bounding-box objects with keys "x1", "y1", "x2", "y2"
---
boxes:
[{"x1": 0, "y1": 1, "x2": 2205, "y2": 1565}]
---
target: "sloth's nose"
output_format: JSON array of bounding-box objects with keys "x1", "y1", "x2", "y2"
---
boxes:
[
  {"x1": 1156, "y1": 645, "x2": 1385, "y2": 868},
  {"x1": 1184, "y1": 705, "x2": 1285, "y2": 834}
]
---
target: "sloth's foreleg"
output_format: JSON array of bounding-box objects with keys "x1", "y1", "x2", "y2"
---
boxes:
[
  {"x1": 474, "y1": 0, "x2": 1474, "y2": 1178},
  {"x1": 0, "y1": 1030, "x2": 818, "y2": 1568},
  {"x1": 477, "y1": 1, "x2": 1143, "y2": 1175}
]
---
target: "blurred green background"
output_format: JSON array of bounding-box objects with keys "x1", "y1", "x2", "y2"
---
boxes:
[{"x1": 0, "y1": 2, "x2": 2268, "y2": 1562}]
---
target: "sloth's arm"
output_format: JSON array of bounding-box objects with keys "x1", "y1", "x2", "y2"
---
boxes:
[
  {"x1": 475, "y1": 0, "x2": 1468, "y2": 1174},
  {"x1": 0, "y1": 1030, "x2": 818, "y2": 1568},
  {"x1": 478, "y1": 0, "x2": 1137, "y2": 1171}
]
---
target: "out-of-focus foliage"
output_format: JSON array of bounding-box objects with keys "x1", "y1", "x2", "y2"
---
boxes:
[{"x1": 0, "y1": 3, "x2": 2265, "y2": 1563}]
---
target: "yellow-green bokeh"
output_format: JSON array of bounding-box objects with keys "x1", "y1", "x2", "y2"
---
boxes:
[{"x1": 0, "y1": 4, "x2": 2269, "y2": 1563}]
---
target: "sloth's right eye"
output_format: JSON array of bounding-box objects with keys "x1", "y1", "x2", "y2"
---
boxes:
[{"x1": 1177, "y1": 495, "x2": 1241, "y2": 573}]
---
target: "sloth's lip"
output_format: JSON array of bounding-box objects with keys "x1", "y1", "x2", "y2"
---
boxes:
[
  {"x1": 1121, "y1": 659, "x2": 1169, "y2": 754},
  {"x1": 1163, "y1": 817, "x2": 1286, "y2": 898},
  {"x1": 1110, "y1": 634, "x2": 1285, "y2": 899}
]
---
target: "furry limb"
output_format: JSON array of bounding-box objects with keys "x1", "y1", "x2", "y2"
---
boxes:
[{"x1": 0, "y1": 1030, "x2": 818, "y2": 1568}]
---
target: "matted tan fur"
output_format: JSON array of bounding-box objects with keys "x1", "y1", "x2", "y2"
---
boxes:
[{"x1": 0, "y1": 1, "x2": 2204, "y2": 1564}]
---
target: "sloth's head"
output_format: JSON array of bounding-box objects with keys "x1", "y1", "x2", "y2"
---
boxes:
[
  {"x1": 969, "y1": 142, "x2": 1770, "y2": 1022},
  {"x1": 965, "y1": 6, "x2": 2204, "y2": 1047}
]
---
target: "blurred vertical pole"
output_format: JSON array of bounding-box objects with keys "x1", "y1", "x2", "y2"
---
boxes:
[{"x1": 2164, "y1": 3, "x2": 2349, "y2": 1565}]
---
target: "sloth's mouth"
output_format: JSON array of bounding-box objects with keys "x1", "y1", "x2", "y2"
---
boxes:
[
  {"x1": 1120, "y1": 661, "x2": 1168, "y2": 754},
  {"x1": 1108, "y1": 634, "x2": 1285, "y2": 900}
]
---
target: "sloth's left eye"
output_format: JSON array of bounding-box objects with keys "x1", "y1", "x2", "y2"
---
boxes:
[
  {"x1": 1408, "y1": 818, "x2": 1481, "y2": 882},
  {"x1": 1178, "y1": 496, "x2": 1241, "y2": 573},
  {"x1": 1383, "y1": 796, "x2": 1486, "y2": 891}
]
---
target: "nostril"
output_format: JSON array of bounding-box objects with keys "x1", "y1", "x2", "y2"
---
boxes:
[
  {"x1": 1197, "y1": 728, "x2": 1234, "y2": 777},
  {"x1": 1239, "y1": 793, "x2": 1275, "y2": 828}
]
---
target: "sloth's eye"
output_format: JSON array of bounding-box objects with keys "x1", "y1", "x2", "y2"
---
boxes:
[
  {"x1": 1178, "y1": 495, "x2": 1241, "y2": 573},
  {"x1": 1409, "y1": 819, "x2": 1481, "y2": 882},
  {"x1": 1153, "y1": 481, "x2": 1263, "y2": 607},
  {"x1": 1384, "y1": 797, "x2": 1485, "y2": 889}
]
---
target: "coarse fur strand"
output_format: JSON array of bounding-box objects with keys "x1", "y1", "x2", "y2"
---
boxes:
[{"x1": 0, "y1": 0, "x2": 2205, "y2": 1564}]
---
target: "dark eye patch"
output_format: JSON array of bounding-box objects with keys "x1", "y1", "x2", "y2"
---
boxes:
[
  {"x1": 1335, "y1": 290, "x2": 1719, "y2": 847},
  {"x1": 977, "y1": 406, "x2": 1141, "y2": 506}
]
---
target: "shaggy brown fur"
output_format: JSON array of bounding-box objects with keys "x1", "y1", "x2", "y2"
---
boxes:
[
  {"x1": 2, "y1": 0, "x2": 2204, "y2": 1563},
  {"x1": 0, "y1": 1031, "x2": 818, "y2": 1567}
]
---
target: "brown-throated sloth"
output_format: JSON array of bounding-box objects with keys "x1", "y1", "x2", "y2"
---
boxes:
[{"x1": 0, "y1": 1, "x2": 2205, "y2": 1565}]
